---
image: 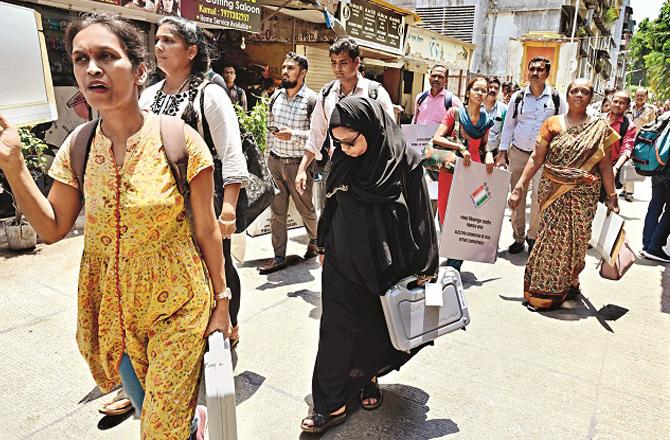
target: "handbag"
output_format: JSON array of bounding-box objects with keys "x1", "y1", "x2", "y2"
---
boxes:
[
  {"x1": 599, "y1": 231, "x2": 636, "y2": 280},
  {"x1": 234, "y1": 132, "x2": 275, "y2": 232},
  {"x1": 200, "y1": 84, "x2": 275, "y2": 233}
]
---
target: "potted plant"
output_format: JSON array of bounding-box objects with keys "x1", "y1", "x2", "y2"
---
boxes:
[{"x1": 0, "y1": 127, "x2": 49, "y2": 250}]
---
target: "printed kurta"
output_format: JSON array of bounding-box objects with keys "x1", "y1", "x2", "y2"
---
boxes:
[{"x1": 48, "y1": 114, "x2": 214, "y2": 440}]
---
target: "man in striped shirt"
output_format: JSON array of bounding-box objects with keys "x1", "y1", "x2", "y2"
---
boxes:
[{"x1": 260, "y1": 52, "x2": 319, "y2": 274}]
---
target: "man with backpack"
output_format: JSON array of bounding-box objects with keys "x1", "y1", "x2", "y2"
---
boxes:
[
  {"x1": 260, "y1": 52, "x2": 320, "y2": 274},
  {"x1": 412, "y1": 64, "x2": 461, "y2": 125},
  {"x1": 294, "y1": 37, "x2": 395, "y2": 195},
  {"x1": 600, "y1": 91, "x2": 637, "y2": 202},
  {"x1": 495, "y1": 57, "x2": 567, "y2": 255}
]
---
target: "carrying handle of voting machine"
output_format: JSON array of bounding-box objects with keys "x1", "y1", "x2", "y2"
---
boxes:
[{"x1": 208, "y1": 331, "x2": 231, "y2": 357}]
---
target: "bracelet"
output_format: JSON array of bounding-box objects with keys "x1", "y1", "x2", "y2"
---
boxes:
[
  {"x1": 217, "y1": 216, "x2": 236, "y2": 226},
  {"x1": 214, "y1": 288, "x2": 232, "y2": 307},
  {"x1": 608, "y1": 192, "x2": 618, "y2": 198}
]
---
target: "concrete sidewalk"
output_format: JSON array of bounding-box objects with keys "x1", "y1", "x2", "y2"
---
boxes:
[{"x1": 0, "y1": 181, "x2": 668, "y2": 439}]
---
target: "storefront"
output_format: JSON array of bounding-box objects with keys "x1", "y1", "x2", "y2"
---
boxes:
[{"x1": 402, "y1": 25, "x2": 474, "y2": 120}]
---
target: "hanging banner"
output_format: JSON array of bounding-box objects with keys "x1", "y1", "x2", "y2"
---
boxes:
[
  {"x1": 339, "y1": 0, "x2": 406, "y2": 55},
  {"x1": 440, "y1": 160, "x2": 511, "y2": 263},
  {"x1": 181, "y1": 0, "x2": 262, "y2": 32}
]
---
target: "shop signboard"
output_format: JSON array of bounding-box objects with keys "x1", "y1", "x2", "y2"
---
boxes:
[
  {"x1": 339, "y1": 0, "x2": 405, "y2": 55},
  {"x1": 405, "y1": 26, "x2": 472, "y2": 71},
  {"x1": 181, "y1": 0, "x2": 262, "y2": 33}
]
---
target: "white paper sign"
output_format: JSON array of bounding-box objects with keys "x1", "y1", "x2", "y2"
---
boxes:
[
  {"x1": 401, "y1": 123, "x2": 440, "y2": 155},
  {"x1": 589, "y1": 203, "x2": 625, "y2": 264},
  {"x1": 439, "y1": 160, "x2": 512, "y2": 263},
  {"x1": 0, "y1": 2, "x2": 57, "y2": 126},
  {"x1": 424, "y1": 283, "x2": 444, "y2": 307}
]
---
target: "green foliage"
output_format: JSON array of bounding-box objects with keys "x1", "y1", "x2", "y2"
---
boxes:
[
  {"x1": 234, "y1": 98, "x2": 269, "y2": 153},
  {"x1": 629, "y1": 1, "x2": 670, "y2": 99},
  {"x1": 0, "y1": 127, "x2": 49, "y2": 225},
  {"x1": 603, "y1": 7, "x2": 619, "y2": 25}
]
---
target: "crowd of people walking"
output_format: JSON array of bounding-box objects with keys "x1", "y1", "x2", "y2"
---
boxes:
[{"x1": 1, "y1": 11, "x2": 669, "y2": 439}]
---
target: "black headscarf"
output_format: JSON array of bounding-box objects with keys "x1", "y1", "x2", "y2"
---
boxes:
[{"x1": 327, "y1": 97, "x2": 421, "y2": 204}]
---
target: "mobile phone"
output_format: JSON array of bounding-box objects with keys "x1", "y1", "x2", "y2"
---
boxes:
[{"x1": 268, "y1": 126, "x2": 279, "y2": 133}]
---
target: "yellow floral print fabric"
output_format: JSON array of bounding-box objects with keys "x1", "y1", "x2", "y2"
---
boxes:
[{"x1": 48, "y1": 114, "x2": 214, "y2": 440}]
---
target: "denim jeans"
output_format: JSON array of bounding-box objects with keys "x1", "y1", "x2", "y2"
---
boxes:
[
  {"x1": 642, "y1": 175, "x2": 670, "y2": 251},
  {"x1": 118, "y1": 354, "x2": 200, "y2": 436},
  {"x1": 118, "y1": 354, "x2": 145, "y2": 417}
]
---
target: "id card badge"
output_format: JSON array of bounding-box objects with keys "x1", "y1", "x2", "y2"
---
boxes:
[{"x1": 424, "y1": 282, "x2": 443, "y2": 307}]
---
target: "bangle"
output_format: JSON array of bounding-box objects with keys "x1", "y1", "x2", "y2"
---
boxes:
[
  {"x1": 217, "y1": 216, "x2": 236, "y2": 226},
  {"x1": 608, "y1": 192, "x2": 617, "y2": 198}
]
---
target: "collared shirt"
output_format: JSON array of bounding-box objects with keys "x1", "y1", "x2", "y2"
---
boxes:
[
  {"x1": 412, "y1": 88, "x2": 462, "y2": 125},
  {"x1": 629, "y1": 103, "x2": 656, "y2": 129},
  {"x1": 499, "y1": 84, "x2": 568, "y2": 152},
  {"x1": 483, "y1": 100, "x2": 507, "y2": 151},
  {"x1": 222, "y1": 83, "x2": 248, "y2": 112},
  {"x1": 607, "y1": 113, "x2": 637, "y2": 163},
  {"x1": 305, "y1": 74, "x2": 395, "y2": 160},
  {"x1": 266, "y1": 84, "x2": 318, "y2": 158}
]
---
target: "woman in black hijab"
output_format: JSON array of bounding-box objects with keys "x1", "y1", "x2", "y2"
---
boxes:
[{"x1": 301, "y1": 97, "x2": 439, "y2": 433}]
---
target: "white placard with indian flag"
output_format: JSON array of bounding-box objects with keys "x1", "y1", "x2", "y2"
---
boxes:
[{"x1": 440, "y1": 159, "x2": 511, "y2": 263}]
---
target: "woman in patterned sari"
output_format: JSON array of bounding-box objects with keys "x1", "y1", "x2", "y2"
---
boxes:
[{"x1": 508, "y1": 79, "x2": 620, "y2": 311}]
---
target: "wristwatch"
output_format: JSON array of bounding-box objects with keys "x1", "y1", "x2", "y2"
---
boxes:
[{"x1": 214, "y1": 288, "x2": 232, "y2": 306}]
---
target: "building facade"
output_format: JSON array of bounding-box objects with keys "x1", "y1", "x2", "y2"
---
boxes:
[{"x1": 392, "y1": 0, "x2": 634, "y2": 95}]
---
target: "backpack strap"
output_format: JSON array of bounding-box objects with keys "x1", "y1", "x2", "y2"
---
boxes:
[
  {"x1": 268, "y1": 89, "x2": 282, "y2": 113},
  {"x1": 306, "y1": 92, "x2": 318, "y2": 119},
  {"x1": 512, "y1": 92, "x2": 524, "y2": 119},
  {"x1": 619, "y1": 116, "x2": 630, "y2": 141},
  {"x1": 413, "y1": 91, "x2": 429, "y2": 123},
  {"x1": 69, "y1": 119, "x2": 99, "y2": 196},
  {"x1": 199, "y1": 81, "x2": 220, "y2": 159},
  {"x1": 444, "y1": 90, "x2": 454, "y2": 110},
  {"x1": 320, "y1": 80, "x2": 337, "y2": 113},
  {"x1": 159, "y1": 116, "x2": 189, "y2": 198},
  {"x1": 551, "y1": 88, "x2": 561, "y2": 115}
]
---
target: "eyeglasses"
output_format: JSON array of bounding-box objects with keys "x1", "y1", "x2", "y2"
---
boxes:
[{"x1": 332, "y1": 131, "x2": 362, "y2": 149}]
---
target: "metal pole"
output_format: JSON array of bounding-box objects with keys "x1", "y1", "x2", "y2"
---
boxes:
[{"x1": 570, "y1": 0, "x2": 581, "y2": 43}]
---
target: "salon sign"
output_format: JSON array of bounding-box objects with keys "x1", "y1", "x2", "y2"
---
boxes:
[{"x1": 181, "y1": 0, "x2": 262, "y2": 33}]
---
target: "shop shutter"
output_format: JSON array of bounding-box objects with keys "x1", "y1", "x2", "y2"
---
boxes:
[{"x1": 296, "y1": 45, "x2": 336, "y2": 94}]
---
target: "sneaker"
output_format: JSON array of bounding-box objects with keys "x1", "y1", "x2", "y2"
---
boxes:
[
  {"x1": 526, "y1": 238, "x2": 536, "y2": 254},
  {"x1": 508, "y1": 241, "x2": 525, "y2": 254},
  {"x1": 642, "y1": 248, "x2": 670, "y2": 263}
]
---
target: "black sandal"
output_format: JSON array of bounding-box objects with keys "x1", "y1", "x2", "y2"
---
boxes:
[
  {"x1": 300, "y1": 411, "x2": 347, "y2": 434},
  {"x1": 566, "y1": 285, "x2": 581, "y2": 300},
  {"x1": 360, "y1": 382, "x2": 383, "y2": 411}
]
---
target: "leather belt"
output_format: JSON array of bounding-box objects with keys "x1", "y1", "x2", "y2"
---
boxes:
[
  {"x1": 270, "y1": 151, "x2": 302, "y2": 163},
  {"x1": 511, "y1": 144, "x2": 532, "y2": 155}
]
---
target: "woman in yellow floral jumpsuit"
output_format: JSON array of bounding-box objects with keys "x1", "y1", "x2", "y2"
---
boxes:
[{"x1": 0, "y1": 14, "x2": 229, "y2": 440}]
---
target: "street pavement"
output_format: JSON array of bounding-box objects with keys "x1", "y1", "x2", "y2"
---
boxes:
[{"x1": 1, "y1": 181, "x2": 669, "y2": 440}]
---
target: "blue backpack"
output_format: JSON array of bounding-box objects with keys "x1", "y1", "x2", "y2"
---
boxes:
[{"x1": 632, "y1": 113, "x2": 670, "y2": 176}]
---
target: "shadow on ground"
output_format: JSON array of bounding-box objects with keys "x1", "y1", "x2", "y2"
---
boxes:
[
  {"x1": 299, "y1": 384, "x2": 459, "y2": 439},
  {"x1": 288, "y1": 289, "x2": 322, "y2": 320}
]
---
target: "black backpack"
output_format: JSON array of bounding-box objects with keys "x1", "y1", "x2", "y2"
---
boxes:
[{"x1": 512, "y1": 87, "x2": 561, "y2": 119}]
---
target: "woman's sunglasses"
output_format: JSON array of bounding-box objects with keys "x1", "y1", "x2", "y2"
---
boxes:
[{"x1": 332, "y1": 131, "x2": 362, "y2": 149}]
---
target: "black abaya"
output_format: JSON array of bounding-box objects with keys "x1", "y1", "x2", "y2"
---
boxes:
[{"x1": 311, "y1": 97, "x2": 439, "y2": 414}]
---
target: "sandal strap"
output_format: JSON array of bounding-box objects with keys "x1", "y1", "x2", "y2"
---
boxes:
[{"x1": 361, "y1": 382, "x2": 381, "y2": 400}]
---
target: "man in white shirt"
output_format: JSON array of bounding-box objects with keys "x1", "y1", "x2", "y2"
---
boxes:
[
  {"x1": 294, "y1": 37, "x2": 395, "y2": 194},
  {"x1": 496, "y1": 57, "x2": 568, "y2": 254},
  {"x1": 482, "y1": 76, "x2": 507, "y2": 160}
]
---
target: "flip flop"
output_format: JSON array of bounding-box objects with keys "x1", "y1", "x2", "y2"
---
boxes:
[
  {"x1": 360, "y1": 382, "x2": 383, "y2": 411},
  {"x1": 98, "y1": 397, "x2": 133, "y2": 416}
]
